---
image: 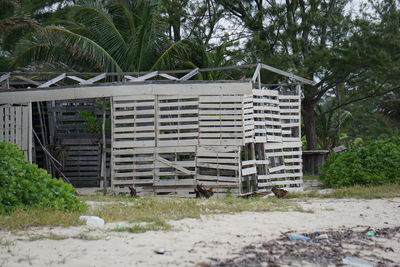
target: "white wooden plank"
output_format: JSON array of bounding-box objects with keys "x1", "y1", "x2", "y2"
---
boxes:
[
  {"x1": 155, "y1": 160, "x2": 195, "y2": 168},
  {"x1": 251, "y1": 63, "x2": 261, "y2": 82},
  {"x1": 4, "y1": 107, "x2": 10, "y2": 141},
  {"x1": 159, "y1": 73, "x2": 179, "y2": 81},
  {"x1": 199, "y1": 103, "x2": 243, "y2": 108},
  {"x1": 67, "y1": 75, "x2": 86, "y2": 83},
  {"x1": 197, "y1": 158, "x2": 237, "y2": 164},
  {"x1": 179, "y1": 68, "x2": 199, "y2": 81},
  {"x1": 158, "y1": 132, "x2": 198, "y2": 138},
  {"x1": 0, "y1": 73, "x2": 11, "y2": 83},
  {"x1": 261, "y1": 63, "x2": 315, "y2": 85},
  {"x1": 114, "y1": 95, "x2": 155, "y2": 101},
  {"x1": 158, "y1": 101, "x2": 198, "y2": 107},
  {"x1": 0, "y1": 108, "x2": 4, "y2": 142},
  {"x1": 155, "y1": 156, "x2": 195, "y2": 175},
  {"x1": 199, "y1": 132, "x2": 242, "y2": 138},
  {"x1": 197, "y1": 162, "x2": 239, "y2": 170},
  {"x1": 1, "y1": 82, "x2": 252, "y2": 104},
  {"x1": 199, "y1": 127, "x2": 242, "y2": 132},
  {"x1": 242, "y1": 166, "x2": 257, "y2": 176},
  {"x1": 158, "y1": 124, "x2": 198, "y2": 130},
  {"x1": 199, "y1": 109, "x2": 242, "y2": 115},
  {"x1": 158, "y1": 140, "x2": 198, "y2": 146},
  {"x1": 15, "y1": 107, "x2": 22, "y2": 150},
  {"x1": 155, "y1": 146, "x2": 196, "y2": 153},
  {"x1": 158, "y1": 117, "x2": 198, "y2": 123},
  {"x1": 113, "y1": 140, "x2": 155, "y2": 148},
  {"x1": 39, "y1": 73, "x2": 66, "y2": 88},
  {"x1": 199, "y1": 95, "x2": 243, "y2": 102},
  {"x1": 154, "y1": 180, "x2": 196, "y2": 186},
  {"x1": 158, "y1": 109, "x2": 198, "y2": 115},
  {"x1": 80, "y1": 73, "x2": 106, "y2": 84},
  {"x1": 126, "y1": 71, "x2": 159, "y2": 82},
  {"x1": 199, "y1": 120, "x2": 242, "y2": 126}
]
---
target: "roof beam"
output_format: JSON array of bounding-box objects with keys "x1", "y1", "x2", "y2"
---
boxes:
[
  {"x1": 179, "y1": 68, "x2": 199, "y2": 81},
  {"x1": 0, "y1": 73, "x2": 10, "y2": 83},
  {"x1": 260, "y1": 63, "x2": 315, "y2": 85},
  {"x1": 0, "y1": 81, "x2": 252, "y2": 104},
  {"x1": 125, "y1": 71, "x2": 158, "y2": 82},
  {"x1": 39, "y1": 73, "x2": 66, "y2": 88}
]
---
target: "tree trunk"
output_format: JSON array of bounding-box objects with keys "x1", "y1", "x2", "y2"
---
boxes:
[
  {"x1": 172, "y1": 23, "x2": 181, "y2": 41},
  {"x1": 302, "y1": 97, "x2": 318, "y2": 150}
]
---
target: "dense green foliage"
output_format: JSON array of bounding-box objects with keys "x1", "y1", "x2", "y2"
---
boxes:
[
  {"x1": 0, "y1": 141, "x2": 84, "y2": 213},
  {"x1": 1, "y1": 0, "x2": 399, "y2": 150},
  {"x1": 321, "y1": 137, "x2": 400, "y2": 187}
]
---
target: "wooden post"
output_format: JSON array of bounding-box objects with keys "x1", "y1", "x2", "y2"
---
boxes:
[
  {"x1": 28, "y1": 103, "x2": 33, "y2": 162},
  {"x1": 101, "y1": 98, "x2": 107, "y2": 194},
  {"x1": 36, "y1": 102, "x2": 51, "y2": 172}
]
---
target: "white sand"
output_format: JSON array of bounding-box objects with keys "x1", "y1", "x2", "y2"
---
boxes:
[{"x1": 1, "y1": 198, "x2": 399, "y2": 267}]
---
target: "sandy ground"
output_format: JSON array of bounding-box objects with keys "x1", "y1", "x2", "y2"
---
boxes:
[{"x1": 0, "y1": 198, "x2": 399, "y2": 267}]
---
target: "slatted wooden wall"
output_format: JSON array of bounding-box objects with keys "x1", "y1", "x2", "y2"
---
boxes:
[
  {"x1": 252, "y1": 88, "x2": 303, "y2": 191},
  {"x1": 47, "y1": 99, "x2": 107, "y2": 187},
  {"x1": 0, "y1": 104, "x2": 32, "y2": 161},
  {"x1": 111, "y1": 84, "x2": 303, "y2": 197},
  {"x1": 279, "y1": 90, "x2": 303, "y2": 189}
]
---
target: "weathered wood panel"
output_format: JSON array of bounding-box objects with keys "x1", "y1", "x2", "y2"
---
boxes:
[
  {"x1": 110, "y1": 83, "x2": 303, "y2": 197},
  {"x1": 47, "y1": 99, "x2": 109, "y2": 187},
  {"x1": 0, "y1": 104, "x2": 32, "y2": 161}
]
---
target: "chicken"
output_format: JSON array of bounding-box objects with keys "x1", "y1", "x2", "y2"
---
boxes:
[
  {"x1": 271, "y1": 186, "x2": 288, "y2": 198},
  {"x1": 195, "y1": 184, "x2": 214, "y2": 198},
  {"x1": 128, "y1": 185, "x2": 137, "y2": 197}
]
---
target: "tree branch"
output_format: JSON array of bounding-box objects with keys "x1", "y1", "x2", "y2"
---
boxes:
[{"x1": 324, "y1": 86, "x2": 400, "y2": 114}]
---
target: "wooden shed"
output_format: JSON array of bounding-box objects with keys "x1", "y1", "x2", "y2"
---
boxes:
[{"x1": 0, "y1": 64, "x2": 314, "y2": 197}]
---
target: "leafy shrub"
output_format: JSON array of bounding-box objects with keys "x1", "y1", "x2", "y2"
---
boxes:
[
  {"x1": 0, "y1": 141, "x2": 85, "y2": 213},
  {"x1": 321, "y1": 137, "x2": 400, "y2": 187}
]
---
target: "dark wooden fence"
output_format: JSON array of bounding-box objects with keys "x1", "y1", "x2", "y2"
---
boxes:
[
  {"x1": 302, "y1": 150, "x2": 329, "y2": 175},
  {"x1": 46, "y1": 98, "x2": 110, "y2": 187}
]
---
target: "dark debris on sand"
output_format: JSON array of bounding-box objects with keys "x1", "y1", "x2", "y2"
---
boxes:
[{"x1": 204, "y1": 226, "x2": 400, "y2": 267}]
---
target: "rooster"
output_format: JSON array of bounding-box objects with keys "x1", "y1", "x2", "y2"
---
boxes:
[
  {"x1": 271, "y1": 186, "x2": 288, "y2": 198},
  {"x1": 195, "y1": 184, "x2": 214, "y2": 198},
  {"x1": 128, "y1": 185, "x2": 137, "y2": 197}
]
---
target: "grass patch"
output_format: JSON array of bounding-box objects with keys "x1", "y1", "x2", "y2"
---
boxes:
[
  {"x1": 88, "y1": 197, "x2": 303, "y2": 226},
  {"x1": 22, "y1": 232, "x2": 103, "y2": 241},
  {"x1": 24, "y1": 233, "x2": 68, "y2": 241},
  {"x1": 113, "y1": 219, "x2": 173, "y2": 233},
  {"x1": 302, "y1": 175, "x2": 321, "y2": 180},
  {"x1": 288, "y1": 184, "x2": 400, "y2": 199},
  {"x1": 0, "y1": 196, "x2": 303, "y2": 232},
  {"x1": 0, "y1": 208, "x2": 84, "y2": 231},
  {"x1": 78, "y1": 195, "x2": 133, "y2": 202}
]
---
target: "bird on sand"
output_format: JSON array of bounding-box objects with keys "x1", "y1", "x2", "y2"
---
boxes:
[{"x1": 271, "y1": 186, "x2": 288, "y2": 198}]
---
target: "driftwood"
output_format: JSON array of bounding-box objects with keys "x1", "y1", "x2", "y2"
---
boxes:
[
  {"x1": 195, "y1": 184, "x2": 214, "y2": 198},
  {"x1": 272, "y1": 187, "x2": 288, "y2": 198}
]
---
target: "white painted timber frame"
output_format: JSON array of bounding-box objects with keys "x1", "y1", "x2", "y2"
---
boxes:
[
  {"x1": 110, "y1": 81, "x2": 303, "y2": 197},
  {"x1": 0, "y1": 63, "x2": 310, "y2": 197},
  {"x1": 0, "y1": 82, "x2": 251, "y2": 104},
  {"x1": 0, "y1": 104, "x2": 32, "y2": 161}
]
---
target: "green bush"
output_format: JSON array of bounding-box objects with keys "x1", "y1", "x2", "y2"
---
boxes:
[
  {"x1": 0, "y1": 141, "x2": 85, "y2": 213},
  {"x1": 321, "y1": 137, "x2": 400, "y2": 187}
]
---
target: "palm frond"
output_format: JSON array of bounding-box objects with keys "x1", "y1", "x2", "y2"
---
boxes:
[
  {"x1": 151, "y1": 39, "x2": 195, "y2": 70},
  {"x1": 14, "y1": 26, "x2": 123, "y2": 72},
  {"x1": 72, "y1": 3, "x2": 128, "y2": 68}
]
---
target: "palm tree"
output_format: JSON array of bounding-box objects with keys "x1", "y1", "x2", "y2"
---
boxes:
[
  {"x1": 0, "y1": 0, "x2": 71, "y2": 71},
  {"x1": 315, "y1": 100, "x2": 352, "y2": 150},
  {"x1": 14, "y1": 0, "x2": 195, "y2": 72}
]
